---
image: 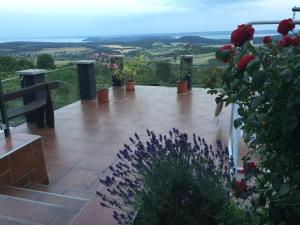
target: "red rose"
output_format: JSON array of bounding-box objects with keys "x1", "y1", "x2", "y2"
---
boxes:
[
  {"x1": 293, "y1": 36, "x2": 300, "y2": 46},
  {"x1": 234, "y1": 179, "x2": 247, "y2": 197},
  {"x1": 216, "y1": 45, "x2": 235, "y2": 63},
  {"x1": 231, "y1": 24, "x2": 255, "y2": 47},
  {"x1": 278, "y1": 35, "x2": 293, "y2": 47},
  {"x1": 263, "y1": 35, "x2": 272, "y2": 44},
  {"x1": 220, "y1": 45, "x2": 235, "y2": 51},
  {"x1": 237, "y1": 54, "x2": 256, "y2": 71},
  {"x1": 236, "y1": 180, "x2": 247, "y2": 190},
  {"x1": 247, "y1": 162, "x2": 257, "y2": 170},
  {"x1": 277, "y1": 18, "x2": 295, "y2": 35},
  {"x1": 243, "y1": 161, "x2": 257, "y2": 174}
]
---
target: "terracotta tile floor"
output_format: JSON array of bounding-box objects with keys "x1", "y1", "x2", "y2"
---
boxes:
[{"x1": 11, "y1": 86, "x2": 249, "y2": 224}]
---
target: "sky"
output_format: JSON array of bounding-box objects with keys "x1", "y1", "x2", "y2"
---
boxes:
[{"x1": 0, "y1": 0, "x2": 299, "y2": 38}]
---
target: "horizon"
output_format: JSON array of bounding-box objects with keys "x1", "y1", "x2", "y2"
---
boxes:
[
  {"x1": 0, "y1": 0, "x2": 299, "y2": 38},
  {"x1": 0, "y1": 29, "x2": 280, "y2": 41}
]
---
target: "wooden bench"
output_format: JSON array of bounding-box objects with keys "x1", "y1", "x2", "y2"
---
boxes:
[{"x1": 0, "y1": 81, "x2": 60, "y2": 137}]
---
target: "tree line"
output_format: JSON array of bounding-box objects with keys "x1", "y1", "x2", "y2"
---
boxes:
[{"x1": 0, "y1": 54, "x2": 55, "y2": 74}]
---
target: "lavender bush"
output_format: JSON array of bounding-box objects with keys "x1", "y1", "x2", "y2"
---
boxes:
[{"x1": 97, "y1": 129, "x2": 244, "y2": 225}]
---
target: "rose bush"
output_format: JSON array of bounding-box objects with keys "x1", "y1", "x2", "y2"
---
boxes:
[{"x1": 208, "y1": 19, "x2": 300, "y2": 225}]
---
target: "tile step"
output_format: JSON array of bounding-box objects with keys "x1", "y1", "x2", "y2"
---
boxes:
[
  {"x1": 0, "y1": 186, "x2": 88, "y2": 211},
  {"x1": 25, "y1": 183, "x2": 95, "y2": 200},
  {"x1": 0, "y1": 194, "x2": 81, "y2": 225},
  {"x1": 0, "y1": 214, "x2": 42, "y2": 225}
]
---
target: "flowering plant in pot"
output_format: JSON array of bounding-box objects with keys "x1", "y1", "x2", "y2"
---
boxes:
[
  {"x1": 207, "y1": 19, "x2": 300, "y2": 224},
  {"x1": 123, "y1": 54, "x2": 146, "y2": 92},
  {"x1": 97, "y1": 129, "x2": 259, "y2": 225}
]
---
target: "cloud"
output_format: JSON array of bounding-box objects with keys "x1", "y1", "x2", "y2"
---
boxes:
[
  {"x1": 0, "y1": 0, "x2": 299, "y2": 37},
  {"x1": 0, "y1": 0, "x2": 187, "y2": 15}
]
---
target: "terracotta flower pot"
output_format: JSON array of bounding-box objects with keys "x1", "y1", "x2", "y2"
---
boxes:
[
  {"x1": 177, "y1": 80, "x2": 188, "y2": 93},
  {"x1": 97, "y1": 89, "x2": 109, "y2": 104},
  {"x1": 126, "y1": 80, "x2": 135, "y2": 92}
]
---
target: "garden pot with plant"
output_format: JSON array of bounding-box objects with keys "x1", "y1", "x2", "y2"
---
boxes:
[
  {"x1": 176, "y1": 62, "x2": 188, "y2": 93},
  {"x1": 97, "y1": 88, "x2": 109, "y2": 104},
  {"x1": 95, "y1": 61, "x2": 111, "y2": 104},
  {"x1": 124, "y1": 54, "x2": 146, "y2": 92},
  {"x1": 111, "y1": 56, "x2": 124, "y2": 87},
  {"x1": 177, "y1": 80, "x2": 187, "y2": 93}
]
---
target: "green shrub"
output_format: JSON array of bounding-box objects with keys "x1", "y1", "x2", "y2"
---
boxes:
[{"x1": 37, "y1": 53, "x2": 55, "y2": 69}]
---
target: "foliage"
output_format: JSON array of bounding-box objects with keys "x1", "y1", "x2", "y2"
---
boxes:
[
  {"x1": 97, "y1": 129, "x2": 251, "y2": 225},
  {"x1": 37, "y1": 53, "x2": 55, "y2": 69},
  {"x1": 110, "y1": 57, "x2": 124, "y2": 81},
  {"x1": 124, "y1": 54, "x2": 146, "y2": 81},
  {"x1": 208, "y1": 19, "x2": 300, "y2": 225},
  {"x1": 0, "y1": 56, "x2": 34, "y2": 73}
]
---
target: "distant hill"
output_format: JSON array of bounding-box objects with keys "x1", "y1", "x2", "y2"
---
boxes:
[
  {"x1": 0, "y1": 32, "x2": 284, "y2": 55},
  {"x1": 174, "y1": 36, "x2": 228, "y2": 45},
  {"x1": 85, "y1": 35, "x2": 228, "y2": 47}
]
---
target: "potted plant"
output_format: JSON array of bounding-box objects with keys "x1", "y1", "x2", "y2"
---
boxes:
[
  {"x1": 96, "y1": 63, "x2": 111, "y2": 104},
  {"x1": 176, "y1": 62, "x2": 188, "y2": 93},
  {"x1": 97, "y1": 87, "x2": 109, "y2": 104},
  {"x1": 124, "y1": 55, "x2": 146, "y2": 92},
  {"x1": 110, "y1": 56, "x2": 124, "y2": 87}
]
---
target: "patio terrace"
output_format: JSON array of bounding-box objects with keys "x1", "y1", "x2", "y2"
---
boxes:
[{"x1": 2, "y1": 85, "x2": 248, "y2": 224}]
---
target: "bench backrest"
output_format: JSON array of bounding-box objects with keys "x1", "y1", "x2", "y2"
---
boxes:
[{"x1": 0, "y1": 81, "x2": 60, "y2": 137}]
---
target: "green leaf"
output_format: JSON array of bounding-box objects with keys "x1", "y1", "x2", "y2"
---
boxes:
[
  {"x1": 295, "y1": 96, "x2": 300, "y2": 106},
  {"x1": 295, "y1": 63, "x2": 300, "y2": 73},
  {"x1": 251, "y1": 96, "x2": 264, "y2": 109},
  {"x1": 230, "y1": 94, "x2": 239, "y2": 102},
  {"x1": 295, "y1": 207, "x2": 300, "y2": 217},
  {"x1": 278, "y1": 184, "x2": 290, "y2": 197},
  {"x1": 280, "y1": 69, "x2": 293, "y2": 83},
  {"x1": 234, "y1": 118, "x2": 243, "y2": 128},
  {"x1": 238, "y1": 107, "x2": 245, "y2": 116},
  {"x1": 246, "y1": 59, "x2": 260, "y2": 74},
  {"x1": 293, "y1": 171, "x2": 300, "y2": 184},
  {"x1": 239, "y1": 87, "x2": 250, "y2": 101},
  {"x1": 284, "y1": 115, "x2": 298, "y2": 131},
  {"x1": 251, "y1": 70, "x2": 267, "y2": 90}
]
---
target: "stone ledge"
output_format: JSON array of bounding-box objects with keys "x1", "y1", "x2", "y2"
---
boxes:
[{"x1": 0, "y1": 134, "x2": 49, "y2": 187}]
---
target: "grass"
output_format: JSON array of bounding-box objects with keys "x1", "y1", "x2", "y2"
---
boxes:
[
  {"x1": 193, "y1": 53, "x2": 215, "y2": 65},
  {"x1": 39, "y1": 47, "x2": 91, "y2": 54}
]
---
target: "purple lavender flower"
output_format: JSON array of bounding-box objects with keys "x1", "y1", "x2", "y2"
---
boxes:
[{"x1": 97, "y1": 129, "x2": 234, "y2": 224}]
